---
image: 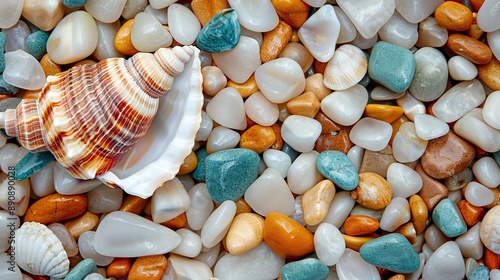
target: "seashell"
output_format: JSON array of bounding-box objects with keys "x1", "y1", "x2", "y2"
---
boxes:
[
  {"x1": 324, "y1": 44, "x2": 367, "y2": 91},
  {"x1": 0, "y1": 46, "x2": 203, "y2": 198},
  {"x1": 14, "y1": 222, "x2": 70, "y2": 278},
  {"x1": 350, "y1": 172, "x2": 392, "y2": 210}
]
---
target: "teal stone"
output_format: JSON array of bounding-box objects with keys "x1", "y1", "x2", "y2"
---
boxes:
[
  {"x1": 62, "y1": 0, "x2": 88, "y2": 8},
  {"x1": 192, "y1": 147, "x2": 208, "y2": 182},
  {"x1": 432, "y1": 198, "x2": 467, "y2": 238},
  {"x1": 494, "y1": 151, "x2": 500, "y2": 167},
  {"x1": 196, "y1": 9, "x2": 240, "y2": 53},
  {"x1": 469, "y1": 265, "x2": 490, "y2": 280},
  {"x1": 205, "y1": 148, "x2": 259, "y2": 204},
  {"x1": 280, "y1": 258, "x2": 329, "y2": 280},
  {"x1": 359, "y1": 233, "x2": 420, "y2": 274},
  {"x1": 27, "y1": 30, "x2": 49, "y2": 60},
  {"x1": 0, "y1": 75, "x2": 19, "y2": 95},
  {"x1": 368, "y1": 41, "x2": 416, "y2": 92},
  {"x1": 281, "y1": 142, "x2": 300, "y2": 162},
  {"x1": 64, "y1": 258, "x2": 98, "y2": 280},
  {"x1": 316, "y1": 150, "x2": 359, "y2": 191},
  {"x1": 15, "y1": 151, "x2": 55, "y2": 180},
  {"x1": 0, "y1": 32, "x2": 6, "y2": 73}
]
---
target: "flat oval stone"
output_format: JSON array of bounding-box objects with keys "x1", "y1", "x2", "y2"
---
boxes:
[
  {"x1": 280, "y1": 258, "x2": 329, "y2": 280},
  {"x1": 409, "y1": 47, "x2": 448, "y2": 102},
  {"x1": 368, "y1": 41, "x2": 416, "y2": 92},
  {"x1": 281, "y1": 115, "x2": 321, "y2": 153},
  {"x1": 337, "y1": 0, "x2": 395, "y2": 39},
  {"x1": 205, "y1": 148, "x2": 259, "y2": 204},
  {"x1": 94, "y1": 211, "x2": 180, "y2": 257},
  {"x1": 228, "y1": 0, "x2": 279, "y2": 32},
  {"x1": 3, "y1": 50, "x2": 46, "y2": 90},
  {"x1": 206, "y1": 87, "x2": 247, "y2": 130},
  {"x1": 422, "y1": 241, "x2": 465, "y2": 279},
  {"x1": 432, "y1": 198, "x2": 467, "y2": 238},
  {"x1": 168, "y1": 4, "x2": 201, "y2": 45},
  {"x1": 260, "y1": 21, "x2": 292, "y2": 63},
  {"x1": 447, "y1": 34, "x2": 492, "y2": 65},
  {"x1": 316, "y1": 150, "x2": 359, "y2": 191},
  {"x1": 435, "y1": 1, "x2": 473, "y2": 31},
  {"x1": 344, "y1": 215, "x2": 380, "y2": 236},
  {"x1": 320, "y1": 84, "x2": 368, "y2": 126},
  {"x1": 196, "y1": 9, "x2": 240, "y2": 53},
  {"x1": 24, "y1": 193, "x2": 87, "y2": 224},
  {"x1": 465, "y1": 182, "x2": 494, "y2": 207},
  {"x1": 448, "y1": 55, "x2": 478, "y2": 81},
  {"x1": 212, "y1": 36, "x2": 261, "y2": 83},
  {"x1": 131, "y1": 12, "x2": 172, "y2": 52},
  {"x1": 239, "y1": 125, "x2": 276, "y2": 154},
  {"x1": 477, "y1": 57, "x2": 500, "y2": 91},
  {"x1": 314, "y1": 223, "x2": 345, "y2": 266},
  {"x1": 454, "y1": 108, "x2": 500, "y2": 153},
  {"x1": 349, "y1": 117, "x2": 393, "y2": 152},
  {"x1": 360, "y1": 233, "x2": 420, "y2": 273},
  {"x1": 255, "y1": 57, "x2": 305, "y2": 103}
]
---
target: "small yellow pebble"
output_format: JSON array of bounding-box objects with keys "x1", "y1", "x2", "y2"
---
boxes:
[
  {"x1": 286, "y1": 91, "x2": 321, "y2": 118},
  {"x1": 364, "y1": 104, "x2": 404, "y2": 123},
  {"x1": 226, "y1": 213, "x2": 265, "y2": 255},
  {"x1": 239, "y1": 125, "x2": 276, "y2": 154},
  {"x1": 114, "y1": 19, "x2": 139, "y2": 55},
  {"x1": 227, "y1": 74, "x2": 259, "y2": 98}
]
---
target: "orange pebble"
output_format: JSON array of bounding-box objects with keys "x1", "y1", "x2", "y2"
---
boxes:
[
  {"x1": 24, "y1": 193, "x2": 87, "y2": 224},
  {"x1": 263, "y1": 212, "x2": 314, "y2": 259},
  {"x1": 364, "y1": 104, "x2": 404, "y2": 123},
  {"x1": 239, "y1": 125, "x2": 276, "y2": 154},
  {"x1": 235, "y1": 198, "x2": 252, "y2": 215},
  {"x1": 457, "y1": 199, "x2": 485, "y2": 226},
  {"x1": 344, "y1": 215, "x2": 380, "y2": 236},
  {"x1": 470, "y1": 0, "x2": 485, "y2": 12},
  {"x1": 435, "y1": 1, "x2": 473, "y2": 31},
  {"x1": 40, "y1": 54, "x2": 61, "y2": 76},
  {"x1": 485, "y1": 247, "x2": 500, "y2": 270},
  {"x1": 128, "y1": 255, "x2": 168, "y2": 280},
  {"x1": 106, "y1": 258, "x2": 132, "y2": 278},
  {"x1": 119, "y1": 195, "x2": 150, "y2": 214},
  {"x1": 261, "y1": 21, "x2": 292, "y2": 63},
  {"x1": 160, "y1": 212, "x2": 187, "y2": 229},
  {"x1": 269, "y1": 123, "x2": 283, "y2": 150},
  {"x1": 191, "y1": 0, "x2": 229, "y2": 26},
  {"x1": 313, "y1": 59, "x2": 327, "y2": 74},
  {"x1": 227, "y1": 74, "x2": 259, "y2": 98},
  {"x1": 271, "y1": 0, "x2": 310, "y2": 28},
  {"x1": 343, "y1": 234, "x2": 375, "y2": 251},
  {"x1": 477, "y1": 57, "x2": 500, "y2": 91},
  {"x1": 286, "y1": 91, "x2": 320, "y2": 118},
  {"x1": 447, "y1": 33, "x2": 493, "y2": 65},
  {"x1": 114, "y1": 19, "x2": 139, "y2": 56},
  {"x1": 409, "y1": 194, "x2": 428, "y2": 235},
  {"x1": 178, "y1": 150, "x2": 198, "y2": 175},
  {"x1": 64, "y1": 211, "x2": 99, "y2": 239}
]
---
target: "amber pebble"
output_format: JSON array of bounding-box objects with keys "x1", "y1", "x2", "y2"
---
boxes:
[
  {"x1": 485, "y1": 248, "x2": 500, "y2": 270},
  {"x1": 359, "y1": 145, "x2": 396, "y2": 178},
  {"x1": 470, "y1": 0, "x2": 485, "y2": 12},
  {"x1": 227, "y1": 74, "x2": 259, "y2": 98},
  {"x1": 290, "y1": 29, "x2": 300, "y2": 42},
  {"x1": 160, "y1": 212, "x2": 187, "y2": 229},
  {"x1": 388, "y1": 275, "x2": 406, "y2": 280},
  {"x1": 467, "y1": 13, "x2": 483, "y2": 39},
  {"x1": 416, "y1": 163, "x2": 449, "y2": 211},
  {"x1": 235, "y1": 198, "x2": 252, "y2": 215},
  {"x1": 40, "y1": 54, "x2": 61, "y2": 76},
  {"x1": 477, "y1": 57, "x2": 500, "y2": 91},
  {"x1": 409, "y1": 194, "x2": 428, "y2": 235},
  {"x1": 119, "y1": 195, "x2": 149, "y2": 214},
  {"x1": 286, "y1": 91, "x2": 320, "y2": 118},
  {"x1": 64, "y1": 211, "x2": 99, "y2": 239},
  {"x1": 351, "y1": 172, "x2": 392, "y2": 210},
  {"x1": 226, "y1": 213, "x2": 265, "y2": 255},
  {"x1": 24, "y1": 193, "x2": 87, "y2": 224},
  {"x1": 435, "y1": 1, "x2": 473, "y2": 31},
  {"x1": 458, "y1": 199, "x2": 485, "y2": 226},
  {"x1": 313, "y1": 59, "x2": 327, "y2": 74},
  {"x1": 191, "y1": 0, "x2": 229, "y2": 26},
  {"x1": 114, "y1": 19, "x2": 139, "y2": 56},
  {"x1": 301, "y1": 180, "x2": 336, "y2": 225},
  {"x1": 239, "y1": 124, "x2": 276, "y2": 154},
  {"x1": 106, "y1": 258, "x2": 132, "y2": 279},
  {"x1": 344, "y1": 215, "x2": 379, "y2": 236},
  {"x1": 305, "y1": 73, "x2": 331, "y2": 101},
  {"x1": 178, "y1": 150, "x2": 198, "y2": 175},
  {"x1": 394, "y1": 222, "x2": 417, "y2": 244},
  {"x1": 271, "y1": 0, "x2": 310, "y2": 28},
  {"x1": 486, "y1": 188, "x2": 500, "y2": 208},
  {"x1": 314, "y1": 111, "x2": 353, "y2": 154},
  {"x1": 364, "y1": 104, "x2": 404, "y2": 124},
  {"x1": 128, "y1": 255, "x2": 168, "y2": 280},
  {"x1": 261, "y1": 21, "x2": 292, "y2": 63},
  {"x1": 342, "y1": 234, "x2": 375, "y2": 251},
  {"x1": 263, "y1": 212, "x2": 315, "y2": 259},
  {"x1": 389, "y1": 115, "x2": 410, "y2": 146},
  {"x1": 447, "y1": 33, "x2": 492, "y2": 65}
]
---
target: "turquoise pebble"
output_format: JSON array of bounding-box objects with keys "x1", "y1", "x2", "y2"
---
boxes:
[
  {"x1": 62, "y1": 0, "x2": 88, "y2": 8},
  {"x1": 205, "y1": 148, "x2": 259, "y2": 204},
  {"x1": 281, "y1": 142, "x2": 299, "y2": 162},
  {"x1": 316, "y1": 150, "x2": 359, "y2": 191},
  {"x1": 280, "y1": 258, "x2": 329, "y2": 280},
  {"x1": 27, "y1": 30, "x2": 49, "y2": 60},
  {"x1": 368, "y1": 41, "x2": 416, "y2": 92},
  {"x1": 494, "y1": 151, "x2": 500, "y2": 167},
  {"x1": 469, "y1": 265, "x2": 490, "y2": 280},
  {"x1": 0, "y1": 32, "x2": 6, "y2": 73},
  {"x1": 0, "y1": 75, "x2": 19, "y2": 95},
  {"x1": 15, "y1": 151, "x2": 55, "y2": 180},
  {"x1": 192, "y1": 147, "x2": 208, "y2": 182},
  {"x1": 432, "y1": 198, "x2": 467, "y2": 238},
  {"x1": 64, "y1": 258, "x2": 98, "y2": 280},
  {"x1": 196, "y1": 9, "x2": 240, "y2": 53},
  {"x1": 360, "y1": 233, "x2": 420, "y2": 274}
]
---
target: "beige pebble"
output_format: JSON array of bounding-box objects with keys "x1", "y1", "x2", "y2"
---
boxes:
[
  {"x1": 286, "y1": 91, "x2": 320, "y2": 118},
  {"x1": 351, "y1": 172, "x2": 392, "y2": 210},
  {"x1": 226, "y1": 213, "x2": 265, "y2": 255},
  {"x1": 301, "y1": 180, "x2": 336, "y2": 225}
]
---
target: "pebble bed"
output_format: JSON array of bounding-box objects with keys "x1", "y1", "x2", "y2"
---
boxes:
[{"x1": 0, "y1": 0, "x2": 500, "y2": 279}]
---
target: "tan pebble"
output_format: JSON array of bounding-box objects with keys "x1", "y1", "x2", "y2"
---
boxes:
[
  {"x1": 351, "y1": 172, "x2": 392, "y2": 210},
  {"x1": 227, "y1": 74, "x2": 259, "y2": 98},
  {"x1": 270, "y1": 123, "x2": 283, "y2": 150},
  {"x1": 305, "y1": 73, "x2": 331, "y2": 101},
  {"x1": 486, "y1": 188, "x2": 500, "y2": 208},
  {"x1": 106, "y1": 258, "x2": 132, "y2": 279},
  {"x1": 24, "y1": 193, "x2": 87, "y2": 224},
  {"x1": 359, "y1": 145, "x2": 396, "y2": 178},
  {"x1": 342, "y1": 234, "x2": 375, "y2": 251},
  {"x1": 435, "y1": 1, "x2": 473, "y2": 31},
  {"x1": 261, "y1": 21, "x2": 292, "y2": 63},
  {"x1": 343, "y1": 215, "x2": 379, "y2": 236},
  {"x1": 416, "y1": 163, "x2": 449, "y2": 211},
  {"x1": 286, "y1": 91, "x2": 320, "y2": 118},
  {"x1": 447, "y1": 33, "x2": 492, "y2": 65},
  {"x1": 40, "y1": 54, "x2": 61, "y2": 76},
  {"x1": 467, "y1": 13, "x2": 483, "y2": 39},
  {"x1": 226, "y1": 213, "x2": 265, "y2": 255},
  {"x1": 364, "y1": 104, "x2": 404, "y2": 124},
  {"x1": 420, "y1": 131, "x2": 475, "y2": 179},
  {"x1": 409, "y1": 194, "x2": 428, "y2": 235},
  {"x1": 178, "y1": 150, "x2": 198, "y2": 175},
  {"x1": 22, "y1": 0, "x2": 64, "y2": 31},
  {"x1": 477, "y1": 57, "x2": 500, "y2": 91},
  {"x1": 388, "y1": 274, "x2": 406, "y2": 280},
  {"x1": 235, "y1": 198, "x2": 252, "y2": 215},
  {"x1": 271, "y1": 0, "x2": 310, "y2": 28},
  {"x1": 119, "y1": 195, "x2": 150, "y2": 214},
  {"x1": 301, "y1": 180, "x2": 336, "y2": 225},
  {"x1": 239, "y1": 125, "x2": 276, "y2": 154},
  {"x1": 314, "y1": 111, "x2": 353, "y2": 154},
  {"x1": 191, "y1": 0, "x2": 229, "y2": 26},
  {"x1": 394, "y1": 222, "x2": 417, "y2": 244},
  {"x1": 64, "y1": 211, "x2": 99, "y2": 240},
  {"x1": 279, "y1": 42, "x2": 314, "y2": 72},
  {"x1": 128, "y1": 255, "x2": 168, "y2": 280},
  {"x1": 290, "y1": 29, "x2": 300, "y2": 42},
  {"x1": 114, "y1": 19, "x2": 139, "y2": 55}
]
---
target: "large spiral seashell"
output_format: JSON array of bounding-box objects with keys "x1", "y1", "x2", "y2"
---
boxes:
[{"x1": 0, "y1": 46, "x2": 196, "y2": 180}]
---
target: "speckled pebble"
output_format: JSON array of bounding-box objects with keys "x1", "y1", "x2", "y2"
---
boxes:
[
  {"x1": 432, "y1": 198, "x2": 467, "y2": 238},
  {"x1": 196, "y1": 9, "x2": 240, "y2": 53},
  {"x1": 14, "y1": 151, "x2": 55, "y2": 180},
  {"x1": 280, "y1": 258, "x2": 329, "y2": 280},
  {"x1": 62, "y1": 0, "x2": 88, "y2": 8},
  {"x1": 468, "y1": 265, "x2": 490, "y2": 280},
  {"x1": 64, "y1": 258, "x2": 98, "y2": 280},
  {"x1": 26, "y1": 30, "x2": 50, "y2": 60},
  {"x1": 316, "y1": 150, "x2": 359, "y2": 191},
  {"x1": 205, "y1": 148, "x2": 260, "y2": 204},
  {"x1": 191, "y1": 147, "x2": 208, "y2": 182},
  {"x1": 0, "y1": 32, "x2": 6, "y2": 73},
  {"x1": 368, "y1": 41, "x2": 416, "y2": 92}
]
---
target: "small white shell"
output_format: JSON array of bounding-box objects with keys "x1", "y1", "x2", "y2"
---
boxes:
[
  {"x1": 324, "y1": 44, "x2": 367, "y2": 91},
  {"x1": 14, "y1": 222, "x2": 69, "y2": 278}
]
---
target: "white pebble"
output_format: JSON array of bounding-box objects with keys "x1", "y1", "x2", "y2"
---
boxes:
[
  {"x1": 212, "y1": 36, "x2": 261, "y2": 83},
  {"x1": 144, "y1": 4, "x2": 168, "y2": 24},
  {"x1": 263, "y1": 149, "x2": 291, "y2": 178},
  {"x1": 151, "y1": 178, "x2": 191, "y2": 223},
  {"x1": 321, "y1": 84, "x2": 368, "y2": 126},
  {"x1": 334, "y1": 6, "x2": 357, "y2": 44},
  {"x1": 206, "y1": 87, "x2": 247, "y2": 131},
  {"x1": 0, "y1": 177, "x2": 30, "y2": 216},
  {"x1": 0, "y1": 0, "x2": 23, "y2": 28},
  {"x1": 349, "y1": 117, "x2": 392, "y2": 152},
  {"x1": 131, "y1": 12, "x2": 172, "y2": 52},
  {"x1": 477, "y1": 0, "x2": 500, "y2": 32},
  {"x1": 465, "y1": 182, "x2": 494, "y2": 207},
  {"x1": 396, "y1": 92, "x2": 426, "y2": 121},
  {"x1": 287, "y1": 151, "x2": 324, "y2": 195},
  {"x1": 228, "y1": 0, "x2": 279, "y2": 32},
  {"x1": 30, "y1": 161, "x2": 56, "y2": 198},
  {"x1": 86, "y1": 184, "x2": 123, "y2": 214},
  {"x1": 387, "y1": 163, "x2": 422, "y2": 198},
  {"x1": 3, "y1": 50, "x2": 46, "y2": 90},
  {"x1": 78, "y1": 231, "x2": 114, "y2": 266},
  {"x1": 93, "y1": 20, "x2": 125, "y2": 60},
  {"x1": 422, "y1": 241, "x2": 465, "y2": 279},
  {"x1": 455, "y1": 223, "x2": 483, "y2": 260},
  {"x1": 320, "y1": 191, "x2": 356, "y2": 229},
  {"x1": 488, "y1": 29, "x2": 500, "y2": 62},
  {"x1": 167, "y1": 4, "x2": 201, "y2": 45},
  {"x1": 380, "y1": 197, "x2": 411, "y2": 232},
  {"x1": 347, "y1": 145, "x2": 364, "y2": 172},
  {"x1": 3, "y1": 20, "x2": 30, "y2": 52},
  {"x1": 413, "y1": 113, "x2": 449, "y2": 140},
  {"x1": 395, "y1": 0, "x2": 442, "y2": 24},
  {"x1": 336, "y1": 248, "x2": 380, "y2": 280},
  {"x1": 195, "y1": 111, "x2": 213, "y2": 142},
  {"x1": 85, "y1": 0, "x2": 127, "y2": 23},
  {"x1": 149, "y1": 0, "x2": 177, "y2": 9},
  {"x1": 448, "y1": 55, "x2": 478, "y2": 81},
  {"x1": 206, "y1": 126, "x2": 241, "y2": 153},
  {"x1": 186, "y1": 183, "x2": 214, "y2": 231},
  {"x1": 314, "y1": 223, "x2": 346, "y2": 266},
  {"x1": 482, "y1": 91, "x2": 500, "y2": 130},
  {"x1": 473, "y1": 157, "x2": 500, "y2": 188},
  {"x1": 244, "y1": 91, "x2": 279, "y2": 126},
  {"x1": 166, "y1": 254, "x2": 214, "y2": 279},
  {"x1": 337, "y1": 0, "x2": 395, "y2": 39},
  {"x1": 171, "y1": 228, "x2": 202, "y2": 258},
  {"x1": 201, "y1": 200, "x2": 236, "y2": 248},
  {"x1": 454, "y1": 108, "x2": 500, "y2": 153},
  {"x1": 281, "y1": 115, "x2": 322, "y2": 153},
  {"x1": 378, "y1": 10, "x2": 418, "y2": 49},
  {"x1": 392, "y1": 122, "x2": 428, "y2": 163},
  {"x1": 53, "y1": 163, "x2": 101, "y2": 195}
]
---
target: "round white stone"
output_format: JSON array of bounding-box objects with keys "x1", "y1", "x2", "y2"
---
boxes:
[
  {"x1": 387, "y1": 163, "x2": 422, "y2": 198},
  {"x1": 320, "y1": 84, "x2": 368, "y2": 126},
  {"x1": 314, "y1": 223, "x2": 345, "y2": 266},
  {"x1": 349, "y1": 117, "x2": 392, "y2": 152},
  {"x1": 131, "y1": 12, "x2": 172, "y2": 52},
  {"x1": 422, "y1": 241, "x2": 465, "y2": 279},
  {"x1": 167, "y1": 4, "x2": 201, "y2": 45},
  {"x1": 171, "y1": 228, "x2": 202, "y2": 258},
  {"x1": 206, "y1": 87, "x2": 247, "y2": 130},
  {"x1": 287, "y1": 151, "x2": 324, "y2": 195},
  {"x1": 244, "y1": 91, "x2": 279, "y2": 126},
  {"x1": 263, "y1": 149, "x2": 291, "y2": 178},
  {"x1": 448, "y1": 55, "x2": 478, "y2": 81},
  {"x1": 212, "y1": 36, "x2": 261, "y2": 83},
  {"x1": 3, "y1": 50, "x2": 46, "y2": 90},
  {"x1": 465, "y1": 182, "x2": 494, "y2": 207},
  {"x1": 281, "y1": 115, "x2": 322, "y2": 153},
  {"x1": 228, "y1": 0, "x2": 279, "y2": 32}
]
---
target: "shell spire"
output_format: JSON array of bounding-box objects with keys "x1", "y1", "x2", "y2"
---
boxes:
[{"x1": 0, "y1": 46, "x2": 197, "y2": 180}]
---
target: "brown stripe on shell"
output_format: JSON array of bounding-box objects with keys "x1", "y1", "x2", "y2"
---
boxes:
[{"x1": 15, "y1": 99, "x2": 47, "y2": 152}]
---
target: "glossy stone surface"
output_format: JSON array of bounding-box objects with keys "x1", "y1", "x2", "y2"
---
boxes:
[
  {"x1": 454, "y1": 108, "x2": 500, "y2": 153},
  {"x1": 316, "y1": 150, "x2": 359, "y2": 191},
  {"x1": 432, "y1": 199, "x2": 467, "y2": 238},
  {"x1": 336, "y1": 249, "x2": 380, "y2": 280},
  {"x1": 24, "y1": 193, "x2": 87, "y2": 224},
  {"x1": 228, "y1": 0, "x2": 279, "y2": 32},
  {"x1": 212, "y1": 36, "x2": 261, "y2": 83},
  {"x1": 197, "y1": 9, "x2": 240, "y2": 53},
  {"x1": 337, "y1": 0, "x2": 395, "y2": 39},
  {"x1": 314, "y1": 222, "x2": 345, "y2": 266},
  {"x1": 201, "y1": 200, "x2": 236, "y2": 248},
  {"x1": 3, "y1": 49, "x2": 46, "y2": 90},
  {"x1": 422, "y1": 241, "x2": 465, "y2": 279},
  {"x1": 409, "y1": 47, "x2": 448, "y2": 102},
  {"x1": 280, "y1": 258, "x2": 329, "y2": 280},
  {"x1": 349, "y1": 117, "x2": 393, "y2": 152},
  {"x1": 281, "y1": 115, "x2": 322, "y2": 153},
  {"x1": 206, "y1": 87, "x2": 247, "y2": 130}
]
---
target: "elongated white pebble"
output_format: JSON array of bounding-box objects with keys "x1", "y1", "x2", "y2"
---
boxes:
[
  {"x1": 472, "y1": 157, "x2": 500, "y2": 188},
  {"x1": 200, "y1": 200, "x2": 236, "y2": 248},
  {"x1": 380, "y1": 197, "x2": 411, "y2": 232},
  {"x1": 151, "y1": 178, "x2": 191, "y2": 223},
  {"x1": 347, "y1": 145, "x2": 364, "y2": 172},
  {"x1": 186, "y1": 183, "x2": 213, "y2": 231},
  {"x1": 281, "y1": 115, "x2": 322, "y2": 153},
  {"x1": 349, "y1": 117, "x2": 392, "y2": 152},
  {"x1": 454, "y1": 108, "x2": 500, "y2": 153},
  {"x1": 287, "y1": 151, "x2": 324, "y2": 195},
  {"x1": 314, "y1": 223, "x2": 346, "y2": 266},
  {"x1": 319, "y1": 191, "x2": 356, "y2": 229}
]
